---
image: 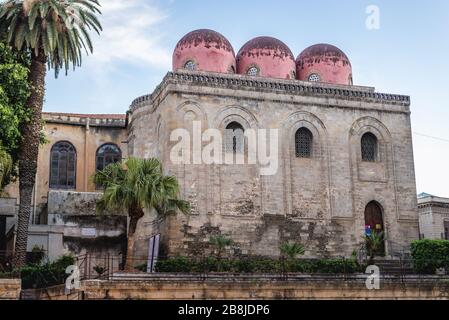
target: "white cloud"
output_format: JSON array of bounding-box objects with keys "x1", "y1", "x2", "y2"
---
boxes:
[{"x1": 91, "y1": 0, "x2": 171, "y2": 69}]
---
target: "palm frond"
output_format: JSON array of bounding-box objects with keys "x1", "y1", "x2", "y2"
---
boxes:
[
  {"x1": 0, "y1": 0, "x2": 102, "y2": 76},
  {"x1": 93, "y1": 158, "x2": 191, "y2": 219}
]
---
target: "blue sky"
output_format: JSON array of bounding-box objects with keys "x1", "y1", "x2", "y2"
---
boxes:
[{"x1": 43, "y1": 0, "x2": 449, "y2": 197}]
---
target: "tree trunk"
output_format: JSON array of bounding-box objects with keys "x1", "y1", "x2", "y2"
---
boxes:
[
  {"x1": 12, "y1": 50, "x2": 47, "y2": 269},
  {"x1": 124, "y1": 207, "x2": 145, "y2": 272}
]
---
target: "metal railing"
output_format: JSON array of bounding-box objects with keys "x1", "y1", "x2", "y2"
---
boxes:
[{"x1": 71, "y1": 254, "x2": 449, "y2": 284}]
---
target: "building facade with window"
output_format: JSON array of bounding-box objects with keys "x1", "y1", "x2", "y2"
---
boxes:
[
  {"x1": 0, "y1": 113, "x2": 128, "y2": 258},
  {"x1": 418, "y1": 193, "x2": 449, "y2": 240},
  {"x1": 1, "y1": 29, "x2": 419, "y2": 261},
  {"x1": 128, "y1": 29, "x2": 419, "y2": 259}
]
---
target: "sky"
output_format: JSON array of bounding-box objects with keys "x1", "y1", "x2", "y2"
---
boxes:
[{"x1": 43, "y1": 0, "x2": 449, "y2": 197}]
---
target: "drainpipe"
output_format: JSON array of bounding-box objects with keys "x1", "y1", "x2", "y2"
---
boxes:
[
  {"x1": 32, "y1": 169, "x2": 38, "y2": 224},
  {"x1": 84, "y1": 118, "x2": 90, "y2": 192}
]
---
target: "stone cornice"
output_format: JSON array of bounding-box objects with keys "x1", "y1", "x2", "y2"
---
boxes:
[
  {"x1": 129, "y1": 71, "x2": 411, "y2": 113},
  {"x1": 43, "y1": 112, "x2": 126, "y2": 128},
  {"x1": 418, "y1": 202, "x2": 449, "y2": 209}
]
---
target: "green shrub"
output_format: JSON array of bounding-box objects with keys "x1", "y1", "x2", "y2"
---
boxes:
[
  {"x1": 0, "y1": 272, "x2": 14, "y2": 279},
  {"x1": 27, "y1": 245, "x2": 46, "y2": 265},
  {"x1": 135, "y1": 264, "x2": 147, "y2": 272},
  {"x1": 411, "y1": 240, "x2": 449, "y2": 274},
  {"x1": 155, "y1": 256, "x2": 195, "y2": 273},
  {"x1": 154, "y1": 256, "x2": 362, "y2": 274},
  {"x1": 20, "y1": 254, "x2": 75, "y2": 289}
]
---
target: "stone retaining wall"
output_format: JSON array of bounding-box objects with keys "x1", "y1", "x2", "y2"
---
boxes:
[
  {"x1": 79, "y1": 275, "x2": 449, "y2": 300},
  {"x1": 0, "y1": 279, "x2": 21, "y2": 300}
]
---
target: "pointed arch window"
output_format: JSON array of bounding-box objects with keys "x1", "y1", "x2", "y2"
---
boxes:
[
  {"x1": 361, "y1": 132, "x2": 378, "y2": 162},
  {"x1": 225, "y1": 122, "x2": 245, "y2": 153},
  {"x1": 295, "y1": 128, "x2": 313, "y2": 158},
  {"x1": 50, "y1": 141, "x2": 77, "y2": 189}
]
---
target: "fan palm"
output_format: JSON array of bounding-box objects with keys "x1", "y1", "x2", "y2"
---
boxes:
[
  {"x1": 210, "y1": 235, "x2": 233, "y2": 259},
  {"x1": 0, "y1": 0, "x2": 102, "y2": 268},
  {"x1": 93, "y1": 158, "x2": 190, "y2": 271},
  {"x1": 280, "y1": 242, "x2": 305, "y2": 260}
]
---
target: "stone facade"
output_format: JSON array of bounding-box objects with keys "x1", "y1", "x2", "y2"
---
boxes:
[
  {"x1": 9, "y1": 276, "x2": 449, "y2": 300},
  {"x1": 0, "y1": 70, "x2": 420, "y2": 262},
  {"x1": 0, "y1": 279, "x2": 21, "y2": 300},
  {"x1": 418, "y1": 194, "x2": 449, "y2": 240},
  {"x1": 128, "y1": 70, "x2": 419, "y2": 259}
]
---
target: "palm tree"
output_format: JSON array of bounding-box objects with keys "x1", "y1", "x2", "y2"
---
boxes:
[
  {"x1": 210, "y1": 235, "x2": 233, "y2": 260},
  {"x1": 93, "y1": 158, "x2": 190, "y2": 271},
  {"x1": 0, "y1": 145, "x2": 13, "y2": 191},
  {"x1": 0, "y1": 0, "x2": 102, "y2": 268},
  {"x1": 363, "y1": 231, "x2": 386, "y2": 264},
  {"x1": 280, "y1": 242, "x2": 305, "y2": 260},
  {"x1": 280, "y1": 242, "x2": 305, "y2": 273}
]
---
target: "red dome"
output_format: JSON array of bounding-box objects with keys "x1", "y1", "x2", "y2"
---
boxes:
[
  {"x1": 172, "y1": 29, "x2": 236, "y2": 74},
  {"x1": 236, "y1": 37, "x2": 296, "y2": 80},
  {"x1": 296, "y1": 44, "x2": 353, "y2": 85}
]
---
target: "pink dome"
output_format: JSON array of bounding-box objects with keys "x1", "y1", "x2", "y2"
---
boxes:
[
  {"x1": 296, "y1": 44, "x2": 353, "y2": 85},
  {"x1": 236, "y1": 37, "x2": 296, "y2": 80},
  {"x1": 172, "y1": 29, "x2": 236, "y2": 74}
]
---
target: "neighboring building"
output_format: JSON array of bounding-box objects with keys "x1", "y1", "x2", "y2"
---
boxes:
[
  {"x1": 0, "y1": 29, "x2": 420, "y2": 263},
  {"x1": 0, "y1": 113, "x2": 128, "y2": 260},
  {"x1": 418, "y1": 193, "x2": 449, "y2": 240}
]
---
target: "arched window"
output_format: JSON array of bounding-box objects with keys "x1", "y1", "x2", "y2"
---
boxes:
[
  {"x1": 247, "y1": 66, "x2": 259, "y2": 77},
  {"x1": 225, "y1": 122, "x2": 244, "y2": 153},
  {"x1": 308, "y1": 73, "x2": 321, "y2": 82},
  {"x1": 361, "y1": 132, "x2": 378, "y2": 162},
  {"x1": 295, "y1": 128, "x2": 313, "y2": 158},
  {"x1": 50, "y1": 141, "x2": 77, "y2": 189},
  {"x1": 184, "y1": 60, "x2": 196, "y2": 71},
  {"x1": 96, "y1": 144, "x2": 122, "y2": 172}
]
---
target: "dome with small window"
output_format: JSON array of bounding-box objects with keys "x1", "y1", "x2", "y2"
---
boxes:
[
  {"x1": 296, "y1": 44, "x2": 353, "y2": 85},
  {"x1": 172, "y1": 29, "x2": 236, "y2": 74},
  {"x1": 236, "y1": 37, "x2": 296, "y2": 80}
]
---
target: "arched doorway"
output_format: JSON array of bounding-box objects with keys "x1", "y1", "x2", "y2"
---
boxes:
[{"x1": 364, "y1": 201, "x2": 385, "y2": 256}]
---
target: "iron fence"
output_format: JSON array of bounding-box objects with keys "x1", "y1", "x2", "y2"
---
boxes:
[{"x1": 72, "y1": 254, "x2": 449, "y2": 284}]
